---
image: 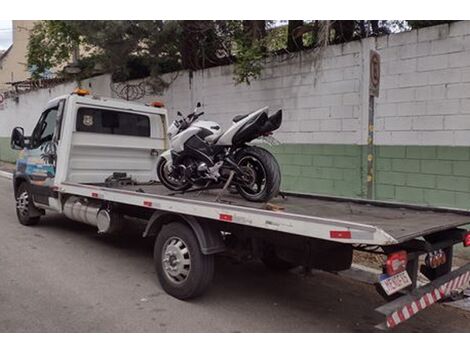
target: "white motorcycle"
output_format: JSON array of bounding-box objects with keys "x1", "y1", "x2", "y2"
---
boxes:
[{"x1": 156, "y1": 103, "x2": 282, "y2": 202}]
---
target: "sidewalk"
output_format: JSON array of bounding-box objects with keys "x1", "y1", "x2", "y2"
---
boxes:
[{"x1": 0, "y1": 161, "x2": 14, "y2": 179}]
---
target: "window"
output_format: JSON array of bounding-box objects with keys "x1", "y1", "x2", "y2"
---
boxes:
[
  {"x1": 76, "y1": 108, "x2": 151, "y2": 137},
  {"x1": 32, "y1": 108, "x2": 58, "y2": 148}
]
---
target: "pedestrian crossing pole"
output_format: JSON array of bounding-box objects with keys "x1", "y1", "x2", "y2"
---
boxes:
[{"x1": 367, "y1": 50, "x2": 381, "y2": 199}]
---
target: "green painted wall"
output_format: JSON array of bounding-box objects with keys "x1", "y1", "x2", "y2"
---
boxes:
[
  {"x1": 0, "y1": 137, "x2": 18, "y2": 163},
  {"x1": 265, "y1": 144, "x2": 366, "y2": 198},
  {"x1": 374, "y1": 146, "x2": 470, "y2": 209}
]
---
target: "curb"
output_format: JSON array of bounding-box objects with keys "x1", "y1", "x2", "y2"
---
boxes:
[{"x1": 0, "y1": 170, "x2": 12, "y2": 180}]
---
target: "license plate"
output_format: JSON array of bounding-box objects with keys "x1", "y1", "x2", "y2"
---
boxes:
[{"x1": 379, "y1": 271, "x2": 412, "y2": 296}]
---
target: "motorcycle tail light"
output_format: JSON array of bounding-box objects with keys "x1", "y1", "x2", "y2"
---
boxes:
[
  {"x1": 385, "y1": 251, "x2": 407, "y2": 276},
  {"x1": 464, "y1": 232, "x2": 470, "y2": 247}
]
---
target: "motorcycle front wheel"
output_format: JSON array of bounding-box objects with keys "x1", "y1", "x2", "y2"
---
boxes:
[
  {"x1": 157, "y1": 158, "x2": 192, "y2": 192},
  {"x1": 235, "y1": 146, "x2": 281, "y2": 202}
]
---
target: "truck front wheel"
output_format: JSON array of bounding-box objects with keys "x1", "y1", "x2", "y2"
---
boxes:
[
  {"x1": 16, "y1": 182, "x2": 41, "y2": 226},
  {"x1": 154, "y1": 222, "x2": 214, "y2": 300}
]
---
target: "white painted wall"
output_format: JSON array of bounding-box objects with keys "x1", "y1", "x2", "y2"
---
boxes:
[
  {"x1": 130, "y1": 44, "x2": 365, "y2": 145},
  {"x1": 0, "y1": 75, "x2": 112, "y2": 136},
  {"x1": 374, "y1": 22, "x2": 470, "y2": 146}
]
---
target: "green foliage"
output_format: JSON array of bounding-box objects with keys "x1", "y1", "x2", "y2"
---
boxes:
[
  {"x1": 233, "y1": 37, "x2": 265, "y2": 85},
  {"x1": 27, "y1": 21, "x2": 81, "y2": 79}
]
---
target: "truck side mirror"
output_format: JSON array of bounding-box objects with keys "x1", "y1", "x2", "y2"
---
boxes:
[{"x1": 10, "y1": 127, "x2": 25, "y2": 150}]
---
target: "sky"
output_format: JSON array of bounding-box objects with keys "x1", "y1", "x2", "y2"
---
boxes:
[{"x1": 0, "y1": 20, "x2": 13, "y2": 51}]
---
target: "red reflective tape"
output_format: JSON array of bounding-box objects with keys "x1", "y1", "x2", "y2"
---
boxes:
[
  {"x1": 330, "y1": 230, "x2": 352, "y2": 239},
  {"x1": 91, "y1": 192, "x2": 99, "y2": 198},
  {"x1": 397, "y1": 309, "x2": 405, "y2": 322},
  {"x1": 415, "y1": 299, "x2": 423, "y2": 310},
  {"x1": 423, "y1": 294, "x2": 431, "y2": 306},
  {"x1": 219, "y1": 213, "x2": 233, "y2": 222},
  {"x1": 406, "y1": 305, "x2": 415, "y2": 317},
  {"x1": 386, "y1": 316, "x2": 396, "y2": 329},
  {"x1": 143, "y1": 200, "x2": 152, "y2": 207}
]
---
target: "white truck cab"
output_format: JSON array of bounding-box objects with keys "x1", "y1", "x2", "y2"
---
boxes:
[{"x1": 11, "y1": 89, "x2": 168, "y2": 213}]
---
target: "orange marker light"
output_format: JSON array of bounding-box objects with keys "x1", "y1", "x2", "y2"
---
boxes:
[{"x1": 73, "y1": 88, "x2": 91, "y2": 96}]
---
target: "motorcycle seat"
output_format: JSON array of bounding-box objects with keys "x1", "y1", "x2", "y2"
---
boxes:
[{"x1": 233, "y1": 114, "x2": 248, "y2": 123}]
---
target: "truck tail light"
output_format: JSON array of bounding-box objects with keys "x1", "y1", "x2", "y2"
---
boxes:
[
  {"x1": 464, "y1": 232, "x2": 470, "y2": 247},
  {"x1": 386, "y1": 251, "x2": 407, "y2": 276}
]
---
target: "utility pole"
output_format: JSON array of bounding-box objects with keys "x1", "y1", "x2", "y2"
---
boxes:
[{"x1": 367, "y1": 50, "x2": 381, "y2": 199}]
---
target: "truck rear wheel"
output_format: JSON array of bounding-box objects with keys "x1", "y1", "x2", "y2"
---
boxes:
[
  {"x1": 154, "y1": 222, "x2": 214, "y2": 300},
  {"x1": 16, "y1": 182, "x2": 41, "y2": 226}
]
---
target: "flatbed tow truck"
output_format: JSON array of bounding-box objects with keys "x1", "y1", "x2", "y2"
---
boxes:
[{"x1": 9, "y1": 89, "x2": 470, "y2": 330}]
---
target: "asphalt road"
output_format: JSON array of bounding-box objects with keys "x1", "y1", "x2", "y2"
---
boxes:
[{"x1": 1, "y1": 177, "x2": 469, "y2": 332}]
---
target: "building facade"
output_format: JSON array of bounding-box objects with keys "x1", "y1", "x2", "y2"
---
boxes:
[{"x1": 0, "y1": 20, "x2": 36, "y2": 92}]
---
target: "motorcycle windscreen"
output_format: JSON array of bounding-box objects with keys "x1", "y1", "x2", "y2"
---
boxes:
[{"x1": 231, "y1": 112, "x2": 268, "y2": 146}]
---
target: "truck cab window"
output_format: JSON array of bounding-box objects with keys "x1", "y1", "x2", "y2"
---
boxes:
[
  {"x1": 32, "y1": 108, "x2": 58, "y2": 148},
  {"x1": 76, "y1": 107, "x2": 151, "y2": 137}
]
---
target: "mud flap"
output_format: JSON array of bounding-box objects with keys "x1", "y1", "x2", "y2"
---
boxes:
[{"x1": 375, "y1": 262, "x2": 470, "y2": 330}]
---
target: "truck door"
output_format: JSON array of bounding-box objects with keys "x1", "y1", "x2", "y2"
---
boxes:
[{"x1": 16, "y1": 100, "x2": 65, "y2": 207}]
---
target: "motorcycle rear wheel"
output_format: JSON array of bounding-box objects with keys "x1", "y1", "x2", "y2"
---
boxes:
[
  {"x1": 235, "y1": 146, "x2": 281, "y2": 202},
  {"x1": 157, "y1": 158, "x2": 192, "y2": 192}
]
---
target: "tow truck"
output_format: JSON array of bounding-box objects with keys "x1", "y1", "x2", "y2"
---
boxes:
[{"x1": 9, "y1": 89, "x2": 470, "y2": 329}]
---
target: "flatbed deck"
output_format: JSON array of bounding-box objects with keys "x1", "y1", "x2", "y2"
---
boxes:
[
  {"x1": 131, "y1": 184, "x2": 470, "y2": 241},
  {"x1": 60, "y1": 181, "x2": 470, "y2": 246}
]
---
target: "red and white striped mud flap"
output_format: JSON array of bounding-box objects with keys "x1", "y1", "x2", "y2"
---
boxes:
[{"x1": 375, "y1": 263, "x2": 470, "y2": 330}]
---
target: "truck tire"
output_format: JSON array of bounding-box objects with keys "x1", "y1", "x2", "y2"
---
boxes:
[
  {"x1": 261, "y1": 247, "x2": 297, "y2": 271},
  {"x1": 15, "y1": 182, "x2": 41, "y2": 226},
  {"x1": 154, "y1": 222, "x2": 214, "y2": 300}
]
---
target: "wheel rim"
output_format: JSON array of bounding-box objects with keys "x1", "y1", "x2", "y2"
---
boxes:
[
  {"x1": 161, "y1": 236, "x2": 191, "y2": 284},
  {"x1": 238, "y1": 156, "x2": 267, "y2": 197},
  {"x1": 16, "y1": 191, "x2": 29, "y2": 217},
  {"x1": 159, "y1": 160, "x2": 188, "y2": 188}
]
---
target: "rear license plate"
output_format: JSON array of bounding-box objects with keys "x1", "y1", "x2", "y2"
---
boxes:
[{"x1": 379, "y1": 271, "x2": 412, "y2": 296}]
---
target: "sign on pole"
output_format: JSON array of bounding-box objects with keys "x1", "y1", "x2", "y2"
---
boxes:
[
  {"x1": 369, "y1": 50, "x2": 381, "y2": 97},
  {"x1": 366, "y1": 50, "x2": 381, "y2": 199}
]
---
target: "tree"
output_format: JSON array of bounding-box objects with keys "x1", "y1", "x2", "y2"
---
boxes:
[
  {"x1": 287, "y1": 20, "x2": 304, "y2": 52},
  {"x1": 27, "y1": 20, "x2": 410, "y2": 87},
  {"x1": 27, "y1": 21, "x2": 81, "y2": 79}
]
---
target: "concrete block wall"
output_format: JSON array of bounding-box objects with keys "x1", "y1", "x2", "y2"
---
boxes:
[
  {"x1": 375, "y1": 146, "x2": 470, "y2": 208},
  {"x1": 143, "y1": 46, "x2": 364, "y2": 146},
  {"x1": 375, "y1": 22, "x2": 470, "y2": 146}
]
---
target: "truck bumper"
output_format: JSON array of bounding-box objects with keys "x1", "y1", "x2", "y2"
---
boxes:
[{"x1": 375, "y1": 262, "x2": 470, "y2": 329}]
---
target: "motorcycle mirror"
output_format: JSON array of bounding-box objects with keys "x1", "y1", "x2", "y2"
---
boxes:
[
  {"x1": 196, "y1": 102, "x2": 201, "y2": 108},
  {"x1": 177, "y1": 111, "x2": 183, "y2": 117}
]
